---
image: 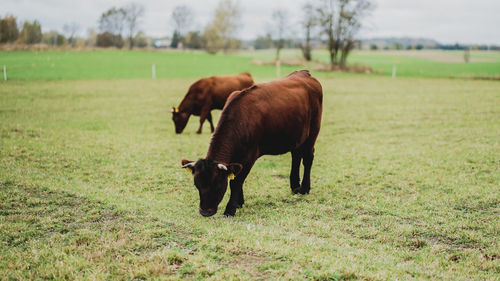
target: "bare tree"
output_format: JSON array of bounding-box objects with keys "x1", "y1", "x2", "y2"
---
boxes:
[
  {"x1": 271, "y1": 9, "x2": 288, "y2": 61},
  {"x1": 170, "y1": 5, "x2": 193, "y2": 49},
  {"x1": 99, "y1": 7, "x2": 126, "y2": 36},
  {"x1": 338, "y1": 0, "x2": 373, "y2": 67},
  {"x1": 124, "y1": 3, "x2": 145, "y2": 49},
  {"x1": 317, "y1": 0, "x2": 338, "y2": 69},
  {"x1": 203, "y1": 0, "x2": 241, "y2": 54},
  {"x1": 316, "y1": 0, "x2": 373, "y2": 69},
  {"x1": 63, "y1": 22, "x2": 80, "y2": 46},
  {"x1": 171, "y1": 5, "x2": 193, "y2": 36},
  {"x1": 86, "y1": 28, "x2": 98, "y2": 46},
  {"x1": 299, "y1": 3, "x2": 316, "y2": 61}
]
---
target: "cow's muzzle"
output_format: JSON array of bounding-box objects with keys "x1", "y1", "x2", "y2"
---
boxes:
[{"x1": 199, "y1": 208, "x2": 217, "y2": 217}]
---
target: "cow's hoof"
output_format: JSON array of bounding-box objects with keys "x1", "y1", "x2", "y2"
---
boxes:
[
  {"x1": 300, "y1": 187, "x2": 310, "y2": 194},
  {"x1": 223, "y1": 208, "x2": 236, "y2": 217},
  {"x1": 293, "y1": 187, "x2": 310, "y2": 195},
  {"x1": 237, "y1": 199, "x2": 244, "y2": 208}
]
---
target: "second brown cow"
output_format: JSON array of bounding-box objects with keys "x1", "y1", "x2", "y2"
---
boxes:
[{"x1": 172, "y1": 72, "x2": 254, "y2": 134}]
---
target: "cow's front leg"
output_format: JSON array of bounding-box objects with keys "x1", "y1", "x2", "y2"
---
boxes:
[
  {"x1": 237, "y1": 188, "x2": 244, "y2": 208},
  {"x1": 196, "y1": 119, "x2": 204, "y2": 134},
  {"x1": 224, "y1": 159, "x2": 254, "y2": 216},
  {"x1": 224, "y1": 181, "x2": 241, "y2": 217},
  {"x1": 197, "y1": 106, "x2": 211, "y2": 134},
  {"x1": 207, "y1": 112, "x2": 215, "y2": 133}
]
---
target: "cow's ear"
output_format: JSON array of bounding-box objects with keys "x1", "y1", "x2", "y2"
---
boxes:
[
  {"x1": 227, "y1": 163, "x2": 243, "y2": 179},
  {"x1": 181, "y1": 159, "x2": 195, "y2": 174}
]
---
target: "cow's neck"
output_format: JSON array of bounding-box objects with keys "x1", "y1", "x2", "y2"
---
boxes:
[
  {"x1": 179, "y1": 94, "x2": 196, "y2": 114},
  {"x1": 178, "y1": 96, "x2": 194, "y2": 113},
  {"x1": 206, "y1": 129, "x2": 239, "y2": 165}
]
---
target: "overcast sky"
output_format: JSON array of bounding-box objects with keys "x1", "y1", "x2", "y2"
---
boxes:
[{"x1": 3, "y1": 0, "x2": 500, "y2": 44}]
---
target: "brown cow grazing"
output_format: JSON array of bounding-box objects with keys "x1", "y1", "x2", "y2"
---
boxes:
[
  {"x1": 181, "y1": 70, "x2": 322, "y2": 217},
  {"x1": 172, "y1": 72, "x2": 254, "y2": 134}
]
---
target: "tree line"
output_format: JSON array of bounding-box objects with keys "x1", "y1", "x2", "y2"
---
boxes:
[
  {"x1": 0, "y1": 16, "x2": 41, "y2": 45},
  {"x1": 1, "y1": 0, "x2": 374, "y2": 69},
  {"x1": 168, "y1": 0, "x2": 374, "y2": 69}
]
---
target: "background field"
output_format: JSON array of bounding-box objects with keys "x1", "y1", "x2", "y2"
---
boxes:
[
  {"x1": 244, "y1": 49, "x2": 500, "y2": 79},
  {"x1": 2, "y1": 49, "x2": 500, "y2": 80},
  {"x1": 1, "y1": 51, "x2": 499, "y2": 280}
]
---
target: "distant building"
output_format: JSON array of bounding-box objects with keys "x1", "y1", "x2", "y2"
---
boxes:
[{"x1": 153, "y1": 39, "x2": 171, "y2": 48}]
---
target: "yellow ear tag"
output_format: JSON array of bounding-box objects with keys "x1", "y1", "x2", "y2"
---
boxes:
[
  {"x1": 184, "y1": 167, "x2": 193, "y2": 174},
  {"x1": 228, "y1": 173, "x2": 235, "y2": 180},
  {"x1": 174, "y1": 107, "x2": 179, "y2": 113}
]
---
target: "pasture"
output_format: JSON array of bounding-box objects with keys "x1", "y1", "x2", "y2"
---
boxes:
[
  {"x1": 2, "y1": 49, "x2": 500, "y2": 80},
  {"x1": 245, "y1": 49, "x2": 500, "y2": 79},
  {"x1": 1, "y1": 50, "x2": 499, "y2": 280}
]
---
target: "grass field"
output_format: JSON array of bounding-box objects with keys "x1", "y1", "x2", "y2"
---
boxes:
[
  {"x1": 1, "y1": 62, "x2": 499, "y2": 280},
  {"x1": 245, "y1": 49, "x2": 500, "y2": 79},
  {"x1": 1, "y1": 49, "x2": 500, "y2": 80},
  {"x1": 0, "y1": 50, "x2": 298, "y2": 80}
]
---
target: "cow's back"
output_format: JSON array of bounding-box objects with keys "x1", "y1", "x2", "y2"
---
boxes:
[
  {"x1": 180, "y1": 73, "x2": 254, "y2": 113},
  {"x1": 210, "y1": 73, "x2": 254, "y2": 108},
  {"x1": 218, "y1": 72, "x2": 322, "y2": 156}
]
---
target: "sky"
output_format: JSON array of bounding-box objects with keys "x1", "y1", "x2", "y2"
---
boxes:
[{"x1": 3, "y1": 0, "x2": 500, "y2": 45}]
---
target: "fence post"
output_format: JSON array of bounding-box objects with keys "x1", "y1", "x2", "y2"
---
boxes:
[
  {"x1": 152, "y1": 64, "x2": 156, "y2": 79},
  {"x1": 3, "y1": 65, "x2": 6, "y2": 81},
  {"x1": 276, "y1": 60, "x2": 281, "y2": 78},
  {"x1": 392, "y1": 64, "x2": 396, "y2": 79}
]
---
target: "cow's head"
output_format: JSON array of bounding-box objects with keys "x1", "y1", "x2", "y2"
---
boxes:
[
  {"x1": 171, "y1": 107, "x2": 189, "y2": 134},
  {"x1": 182, "y1": 158, "x2": 242, "y2": 217}
]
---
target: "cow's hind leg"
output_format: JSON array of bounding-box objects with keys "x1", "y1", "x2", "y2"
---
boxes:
[
  {"x1": 299, "y1": 146, "x2": 314, "y2": 194},
  {"x1": 290, "y1": 149, "x2": 302, "y2": 194},
  {"x1": 298, "y1": 111, "x2": 321, "y2": 195}
]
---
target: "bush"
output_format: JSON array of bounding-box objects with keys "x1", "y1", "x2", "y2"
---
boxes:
[{"x1": 96, "y1": 32, "x2": 124, "y2": 48}]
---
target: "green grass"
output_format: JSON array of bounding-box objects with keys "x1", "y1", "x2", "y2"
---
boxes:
[
  {"x1": 244, "y1": 49, "x2": 500, "y2": 78},
  {"x1": 345, "y1": 51, "x2": 500, "y2": 78},
  {"x1": 0, "y1": 50, "x2": 299, "y2": 80},
  {"x1": 1, "y1": 49, "x2": 500, "y2": 80},
  {"x1": 1, "y1": 75, "x2": 499, "y2": 280}
]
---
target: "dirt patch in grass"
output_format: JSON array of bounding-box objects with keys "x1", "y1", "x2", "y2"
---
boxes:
[
  {"x1": 228, "y1": 252, "x2": 269, "y2": 280},
  {"x1": 252, "y1": 58, "x2": 375, "y2": 74}
]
